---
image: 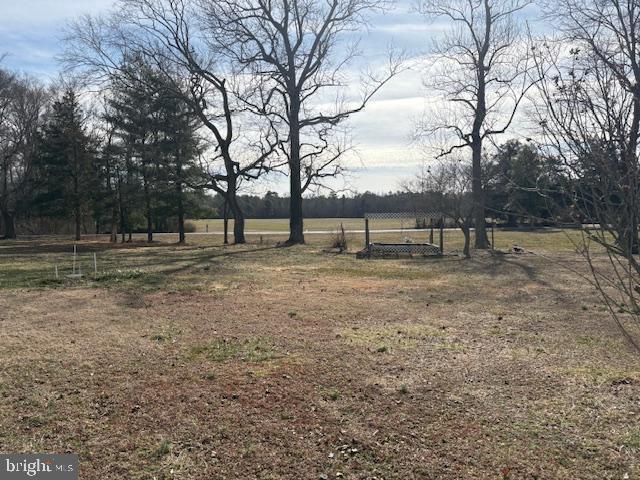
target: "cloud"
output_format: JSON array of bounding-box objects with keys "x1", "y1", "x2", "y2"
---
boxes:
[
  {"x1": 0, "y1": 0, "x2": 114, "y2": 78},
  {"x1": 2, "y1": 0, "x2": 114, "y2": 27}
]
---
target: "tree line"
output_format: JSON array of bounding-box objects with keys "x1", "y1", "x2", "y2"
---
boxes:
[{"x1": 219, "y1": 139, "x2": 562, "y2": 224}]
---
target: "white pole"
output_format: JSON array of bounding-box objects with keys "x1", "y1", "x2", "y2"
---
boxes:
[
  {"x1": 73, "y1": 245, "x2": 77, "y2": 275},
  {"x1": 93, "y1": 252, "x2": 97, "y2": 276},
  {"x1": 55, "y1": 265, "x2": 59, "y2": 280}
]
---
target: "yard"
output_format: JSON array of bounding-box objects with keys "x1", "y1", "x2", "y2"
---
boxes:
[{"x1": 0, "y1": 228, "x2": 638, "y2": 479}]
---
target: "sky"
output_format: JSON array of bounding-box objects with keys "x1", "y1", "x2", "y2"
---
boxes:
[{"x1": 0, "y1": 0, "x2": 539, "y2": 195}]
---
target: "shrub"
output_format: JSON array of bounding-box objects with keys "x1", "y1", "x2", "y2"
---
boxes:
[{"x1": 329, "y1": 223, "x2": 348, "y2": 252}]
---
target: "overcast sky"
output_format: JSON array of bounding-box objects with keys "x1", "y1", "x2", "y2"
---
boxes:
[{"x1": 0, "y1": 0, "x2": 539, "y2": 195}]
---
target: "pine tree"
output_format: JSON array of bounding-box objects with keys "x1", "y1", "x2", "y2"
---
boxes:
[
  {"x1": 35, "y1": 89, "x2": 95, "y2": 240},
  {"x1": 107, "y1": 58, "x2": 202, "y2": 243},
  {"x1": 155, "y1": 91, "x2": 201, "y2": 243}
]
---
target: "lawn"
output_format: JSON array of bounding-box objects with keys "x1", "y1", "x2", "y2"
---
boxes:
[{"x1": 0, "y1": 229, "x2": 638, "y2": 479}]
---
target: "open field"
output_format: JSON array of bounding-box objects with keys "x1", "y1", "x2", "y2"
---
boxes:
[
  {"x1": 0, "y1": 230, "x2": 639, "y2": 479},
  {"x1": 186, "y1": 218, "x2": 405, "y2": 234},
  {"x1": 183, "y1": 221, "x2": 588, "y2": 254}
]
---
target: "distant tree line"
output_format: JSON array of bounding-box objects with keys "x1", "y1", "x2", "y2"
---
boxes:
[{"x1": 205, "y1": 139, "x2": 568, "y2": 226}]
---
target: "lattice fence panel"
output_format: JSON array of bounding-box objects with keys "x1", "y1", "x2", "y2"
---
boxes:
[
  {"x1": 364, "y1": 211, "x2": 444, "y2": 220},
  {"x1": 369, "y1": 243, "x2": 442, "y2": 256}
]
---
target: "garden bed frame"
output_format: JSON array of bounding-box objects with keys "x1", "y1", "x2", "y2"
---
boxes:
[{"x1": 358, "y1": 211, "x2": 445, "y2": 258}]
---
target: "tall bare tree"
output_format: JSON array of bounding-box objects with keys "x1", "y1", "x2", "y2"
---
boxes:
[
  {"x1": 0, "y1": 71, "x2": 47, "y2": 239},
  {"x1": 532, "y1": 0, "x2": 640, "y2": 350},
  {"x1": 64, "y1": 0, "x2": 278, "y2": 244},
  {"x1": 203, "y1": 0, "x2": 403, "y2": 244},
  {"x1": 416, "y1": 0, "x2": 533, "y2": 249}
]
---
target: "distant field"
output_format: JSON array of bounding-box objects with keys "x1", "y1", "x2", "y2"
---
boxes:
[
  {"x1": 187, "y1": 217, "x2": 404, "y2": 233},
  {"x1": 184, "y1": 218, "x2": 586, "y2": 253}
]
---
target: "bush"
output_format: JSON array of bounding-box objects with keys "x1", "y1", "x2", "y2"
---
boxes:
[
  {"x1": 329, "y1": 223, "x2": 348, "y2": 252},
  {"x1": 184, "y1": 221, "x2": 197, "y2": 233}
]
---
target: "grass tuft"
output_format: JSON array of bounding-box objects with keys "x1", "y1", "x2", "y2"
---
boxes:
[
  {"x1": 188, "y1": 338, "x2": 278, "y2": 363},
  {"x1": 153, "y1": 440, "x2": 171, "y2": 459},
  {"x1": 341, "y1": 323, "x2": 446, "y2": 351}
]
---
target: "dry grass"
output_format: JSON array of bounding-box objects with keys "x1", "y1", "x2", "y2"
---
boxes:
[{"x1": 0, "y1": 230, "x2": 638, "y2": 479}]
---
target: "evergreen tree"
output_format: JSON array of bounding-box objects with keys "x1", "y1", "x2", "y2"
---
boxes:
[
  {"x1": 155, "y1": 91, "x2": 201, "y2": 243},
  {"x1": 107, "y1": 58, "x2": 202, "y2": 243},
  {"x1": 35, "y1": 89, "x2": 95, "y2": 240},
  {"x1": 487, "y1": 141, "x2": 556, "y2": 226}
]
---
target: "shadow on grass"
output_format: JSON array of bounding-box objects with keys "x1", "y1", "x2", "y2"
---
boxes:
[
  {"x1": 464, "y1": 251, "x2": 572, "y2": 300},
  {"x1": 0, "y1": 242, "x2": 279, "y2": 290},
  {"x1": 0, "y1": 238, "x2": 171, "y2": 256},
  {"x1": 137, "y1": 245, "x2": 280, "y2": 277}
]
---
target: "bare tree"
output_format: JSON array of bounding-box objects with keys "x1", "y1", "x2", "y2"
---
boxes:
[
  {"x1": 202, "y1": 0, "x2": 404, "y2": 244},
  {"x1": 532, "y1": 0, "x2": 640, "y2": 350},
  {"x1": 97, "y1": 97, "x2": 126, "y2": 244},
  {"x1": 0, "y1": 69, "x2": 16, "y2": 238},
  {"x1": 410, "y1": 158, "x2": 474, "y2": 257},
  {"x1": 416, "y1": 0, "x2": 534, "y2": 249},
  {"x1": 64, "y1": 0, "x2": 279, "y2": 244},
  {"x1": 0, "y1": 71, "x2": 47, "y2": 239}
]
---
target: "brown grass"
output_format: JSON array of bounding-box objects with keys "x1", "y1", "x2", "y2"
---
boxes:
[{"x1": 0, "y1": 231, "x2": 638, "y2": 479}]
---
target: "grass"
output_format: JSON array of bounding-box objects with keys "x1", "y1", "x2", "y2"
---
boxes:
[
  {"x1": 0, "y1": 228, "x2": 638, "y2": 479},
  {"x1": 153, "y1": 440, "x2": 171, "y2": 459},
  {"x1": 187, "y1": 217, "x2": 399, "y2": 233},
  {"x1": 188, "y1": 338, "x2": 279, "y2": 363},
  {"x1": 187, "y1": 217, "x2": 587, "y2": 250},
  {"x1": 625, "y1": 431, "x2": 640, "y2": 450},
  {"x1": 340, "y1": 323, "x2": 447, "y2": 351},
  {"x1": 0, "y1": 226, "x2": 586, "y2": 291}
]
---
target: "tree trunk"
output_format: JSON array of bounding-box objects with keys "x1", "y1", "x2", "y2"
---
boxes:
[
  {"x1": 176, "y1": 160, "x2": 185, "y2": 244},
  {"x1": 462, "y1": 225, "x2": 471, "y2": 258},
  {"x1": 2, "y1": 210, "x2": 16, "y2": 239},
  {"x1": 74, "y1": 204, "x2": 81, "y2": 241},
  {"x1": 110, "y1": 204, "x2": 118, "y2": 243},
  {"x1": 619, "y1": 218, "x2": 640, "y2": 256},
  {"x1": 107, "y1": 158, "x2": 118, "y2": 243},
  {"x1": 119, "y1": 199, "x2": 125, "y2": 244},
  {"x1": 218, "y1": 146, "x2": 246, "y2": 244},
  {"x1": 227, "y1": 193, "x2": 245, "y2": 244},
  {"x1": 471, "y1": 35, "x2": 490, "y2": 250},
  {"x1": 177, "y1": 204, "x2": 185, "y2": 244},
  {"x1": 622, "y1": 94, "x2": 640, "y2": 255},
  {"x1": 1, "y1": 159, "x2": 14, "y2": 239},
  {"x1": 146, "y1": 204, "x2": 153, "y2": 243},
  {"x1": 288, "y1": 168, "x2": 304, "y2": 244},
  {"x1": 288, "y1": 106, "x2": 305, "y2": 244},
  {"x1": 143, "y1": 175, "x2": 153, "y2": 243},
  {"x1": 223, "y1": 200, "x2": 229, "y2": 245},
  {"x1": 72, "y1": 140, "x2": 82, "y2": 241},
  {"x1": 471, "y1": 138, "x2": 489, "y2": 249}
]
